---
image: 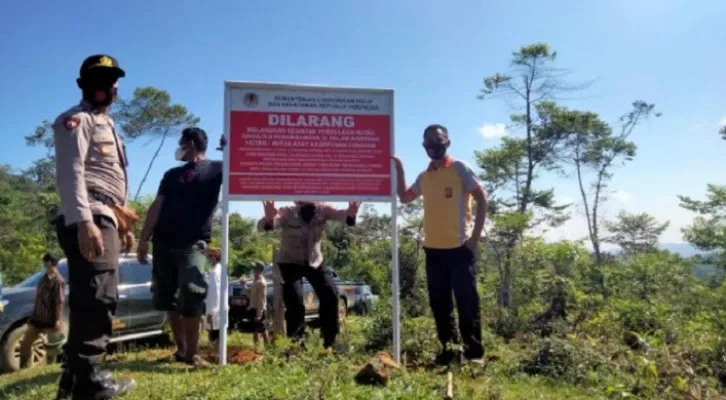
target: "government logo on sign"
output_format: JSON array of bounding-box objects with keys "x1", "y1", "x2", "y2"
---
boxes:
[{"x1": 243, "y1": 92, "x2": 259, "y2": 108}]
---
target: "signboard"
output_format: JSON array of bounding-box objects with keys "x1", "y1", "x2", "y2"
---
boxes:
[
  {"x1": 219, "y1": 81, "x2": 400, "y2": 366},
  {"x1": 225, "y1": 82, "x2": 394, "y2": 201}
]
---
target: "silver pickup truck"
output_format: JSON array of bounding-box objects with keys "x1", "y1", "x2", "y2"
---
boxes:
[
  {"x1": 0, "y1": 254, "x2": 168, "y2": 373},
  {"x1": 227, "y1": 266, "x2": 375, "y2": 330}
]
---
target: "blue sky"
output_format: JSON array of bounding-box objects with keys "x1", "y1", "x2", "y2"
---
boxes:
[{"x1": 1, "y1": 0, "x2": 724, "y2": 245}]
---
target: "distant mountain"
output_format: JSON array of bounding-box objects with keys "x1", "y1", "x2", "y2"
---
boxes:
[
  {"x1": 658, "y1": 243, "x2": 708, "y2": 257},
  {"x1": 606, "y1": 243, "x2": 708, "y2": 257}
]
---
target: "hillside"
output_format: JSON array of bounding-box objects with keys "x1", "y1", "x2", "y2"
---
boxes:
[{"x1": 0, "y1": 321, "x2": 613, "y2": 400}]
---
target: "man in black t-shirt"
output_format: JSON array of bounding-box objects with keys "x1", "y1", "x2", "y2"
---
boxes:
[{"x1": 137, "y1": 127, "x2": 222, "y2": 367}]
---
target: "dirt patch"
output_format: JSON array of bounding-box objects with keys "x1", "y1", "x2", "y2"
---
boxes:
[
  {"x1": 230, "y1": 350, "x2": 262, "y2": 364},
  {"x1": 198, "y1": 347, "x2": 262, "y2": 365}
]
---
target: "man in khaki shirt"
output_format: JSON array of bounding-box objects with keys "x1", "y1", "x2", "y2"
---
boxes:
[
  {"x1": 258, "y1": 201, "x2": 359, "y2": 349},
  {"x1": 247, "y1": 261, "x2": 270, "y2": 347},
  {"x1": 52, "y1": 54, "x2": 135, "y2": 400},
  {"x1": 19, "y1": 254, "x2": 65, "y2": 369}
]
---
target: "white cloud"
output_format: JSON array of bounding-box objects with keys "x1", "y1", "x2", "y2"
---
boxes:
[
  {"x1": 478, "y1": 123, "x2": 507, "y2": 139},
  {"x1": 611, "y1": 190, "x2": 633, "y2": 204},
  {"x1": 718, "y1": 116, "x2": 726, "y2": 127}
]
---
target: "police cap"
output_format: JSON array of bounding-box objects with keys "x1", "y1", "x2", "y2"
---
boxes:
[{"x1": 79, "y1": 54, "x2": 126, "y2": 78}]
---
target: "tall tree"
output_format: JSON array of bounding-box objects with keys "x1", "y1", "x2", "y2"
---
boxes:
[
  {"x1": 561, "y1": 101, "x2": 658, "y2": 264},
  {"x1": 604, "y1": 211, "x2": 669, "y2": 254},
  {"x1": 679, "y1": 184, "x2": 726, "y2": 267},
  {"x1": 476, "y1": 43, "x2": 579, "y2": 308},
  {"x1": 720, "y1": 125, "x2": 726, "y2": 140},
  {"x1": 114, "y1": 87, "x2": 199, "y2": 201}
]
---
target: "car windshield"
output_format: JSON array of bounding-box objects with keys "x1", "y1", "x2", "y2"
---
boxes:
[{"x1": 15, "y1": 262, "x2": 69, "y2": 288}]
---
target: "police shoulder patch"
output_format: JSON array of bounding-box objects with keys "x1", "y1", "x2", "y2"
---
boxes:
[{"x1": 64, "y1": 116, "x2": 80, "y2": 131}]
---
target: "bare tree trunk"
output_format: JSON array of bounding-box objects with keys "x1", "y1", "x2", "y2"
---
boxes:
[
  {"x1": 574, "y1": 143, "x2": 600, "y2": 264},
  {"x1": 499, "y1": 238, "x2": 517, "y2": 309},
  {"x1": 592, "y1": 165, "x2": 609, "y2": 258},
  {"x1": 134, "y1": 130, "x2": 169, "y2": 202},
  {"x1": 499, "y1": 262, "x2": 513, "y2": 309}
]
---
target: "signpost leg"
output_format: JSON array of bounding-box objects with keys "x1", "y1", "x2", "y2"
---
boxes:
[
  {"x1": 391, "y1": 179, "x2": 401, "y2": 363},
  {"x1": 218, "y1": 205, "x2": 230, "y2": 366}
]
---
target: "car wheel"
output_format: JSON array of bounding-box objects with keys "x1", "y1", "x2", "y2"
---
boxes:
[
  {"x1": 1, "y1": 324, "x2": 47, "y2": 373},
  {"x1": 338, "y1": 297, "x2": 347, "y2": 321}
]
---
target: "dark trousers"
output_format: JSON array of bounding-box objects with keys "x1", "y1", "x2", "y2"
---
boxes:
[
  {"x1": 55, "y1": 215, "x2": 119, "y2": 371},
  {"x1": 425, "y1": 246, "x2": 483, "y2": 358},
  {"x1": 278, "y1": 263, "x2": 339, "y2": 347}
]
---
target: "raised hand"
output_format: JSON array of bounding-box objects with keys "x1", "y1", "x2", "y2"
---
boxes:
[
  {"x1": 263, "y1": 201, "x2": 277, "y2": 221},
  {"x1": 216, "y1": 135, "x2": 227, "y2": 151},
  {"x1": 391, "y1": 155, "x2": 403, "y2": 173},
  {"x1": 347, "y1": 201, "x2": 361, "y2": 217}
]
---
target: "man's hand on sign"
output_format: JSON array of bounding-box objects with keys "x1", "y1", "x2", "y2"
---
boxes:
[
  {"x1": 391, "y1": 155, "x2": 403, "y2": 171},
  {"x1": 78, "y1": 221, "x2": 104, "y2": 261},
  {"x1": 137, "y1": 240, "x2": 149, "y2": 264},
  {"x1": 216, "y1": 135, "x2": 227, "y2": 151},
  {"x1": 263, "y1": 201, "x2": 277, "y2": 222},
  {"x1": 347, "y1": 202, "x2": 361, "y2": 217}
]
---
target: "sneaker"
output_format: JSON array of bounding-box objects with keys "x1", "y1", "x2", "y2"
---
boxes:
[
  {"x1": 464, "y1": 349, "x2": 485, "y2": 364},
  {"x1": 158, "y1": 351, "x2": 185, "y2": 363},
  {"x1": 185, "y1": 355, "x2": 210, "y2": 368},
  {"x1": 433, "y1": 349, "x2": 462, "y2": 366},
  {"x1": 465, "y1": 357, "x2": 485, "y2": 365}
]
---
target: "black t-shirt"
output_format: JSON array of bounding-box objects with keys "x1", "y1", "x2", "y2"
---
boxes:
[{"x1": 153, "y1": 160, "x2": 223, "y2": 248}]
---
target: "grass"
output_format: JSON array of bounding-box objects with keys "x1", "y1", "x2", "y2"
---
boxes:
[{"x1": 0, "y1": 318, "x2": 607, "y2": 400}]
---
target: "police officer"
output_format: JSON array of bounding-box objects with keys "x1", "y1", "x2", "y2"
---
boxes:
[{"x1": 53, "y1": 54, "x2": 135, "y2": 399}]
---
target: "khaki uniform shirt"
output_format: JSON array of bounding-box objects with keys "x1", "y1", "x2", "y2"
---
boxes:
[
  {"x1": 257, "y1": 204, "x2": 350, "y2": 268},
  {"x1": 248, "y1": 276, "x2": 268, "y2": 319},
  {"x1": 53, "y1": 101, "x2": 129, "y2": 227}
]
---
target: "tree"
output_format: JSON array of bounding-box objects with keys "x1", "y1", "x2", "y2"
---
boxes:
[
  {"x1": 561, "y1": 101, "x2": 658, "y2": 264},
  {"x1": 0, "y1": 166, "x2": 62, "y2": 284},
  {"x1": 24, "y1": 121, "x2": 57, "y2": 191},
  {"x1": 476, "y1": 43, "x2": 580, "y2": 308},
  {"x1": 604, "y1": 211, "x2": 669, "y2": 254},
  {"x1": 114, "y1": 87, "x2": 199, "y2": 201},
  {"x1": 679, "y1": 184, "x2": 726, "y2": 267},
  {"x1": 720, "y1": 125, "x2": 726, "y2": 140}
]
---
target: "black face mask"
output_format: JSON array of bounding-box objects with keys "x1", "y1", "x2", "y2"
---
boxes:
[
  {"x1": 424, "y1": 144, "x2": 447, "y2": 160},
  {"x1": 78, "y1": 76, "x2": 117, "y2": 108},
  {"x1": 299, "y1": 204, "x2": 316, "y2": 223}
]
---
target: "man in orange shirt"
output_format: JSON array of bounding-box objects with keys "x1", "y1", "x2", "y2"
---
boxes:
[{"x1": 392, "y1": 124, "x2": 488, "y2": 365}]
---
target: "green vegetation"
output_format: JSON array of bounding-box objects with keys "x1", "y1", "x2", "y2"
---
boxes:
[{"x1": 1, "y1": 42, "x2": 725, "y2": 399}]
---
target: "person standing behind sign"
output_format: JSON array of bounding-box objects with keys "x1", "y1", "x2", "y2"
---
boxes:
[
  {"x1": 204, "y1": 247, "x2": 225, "y2": 343},
  {"x1": 136, "y1": 127, "x2": 223, "y2": 368},
  {"x1": 53, "y1": 54, "x2": 137, "y2": 399},
  {"x1": 392, "y1": 124, "x2": 488, "y2": 366},
  {"x1": 258, "y1": 201, "x2": 360, "y2": 349},
  {"x1": 247, "y1": 261, "x2": 270, "y2": 348}
]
